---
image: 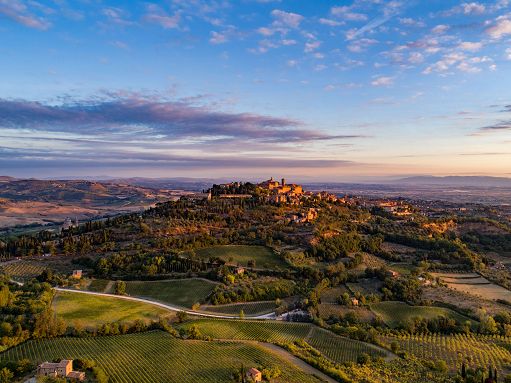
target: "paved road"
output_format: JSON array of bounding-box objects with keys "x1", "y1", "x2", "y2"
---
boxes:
[{"x1": 54, "y1": 287, "x2": 275, "y2": 320}]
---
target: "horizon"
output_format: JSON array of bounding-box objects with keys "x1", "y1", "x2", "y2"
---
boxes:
[{"x1": 1, "y1": 0, "x2": 511, "y2": 179}]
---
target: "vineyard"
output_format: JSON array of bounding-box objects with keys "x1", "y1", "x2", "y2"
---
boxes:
[
  {"x1": 125, "y1": 278, "x2": 218, "y2": 308},
  {"x1": 369, "y1": 301, "x2": 473, "y2": 328},
  {"x1": 0, "y1": 331, "x2": 322, "y2": 383},
  {"x1": 53, "y1": 291, "x2": 172, "y2": 328},
  {"x1": 0, "y1": 260, "x2": 46, "y2": 281},
  {"x1": 180, "y1": 319, "x2": 389, "y2": 362},
  {"x1": 379, "y1": 333, "x2": 511, "y2": 374},
  {"x1": 200, "y1": 301, "x2": 276, "y2": 315},
  {"x1": 305, "y1": 326, "x2": 390, "y2": 363}
]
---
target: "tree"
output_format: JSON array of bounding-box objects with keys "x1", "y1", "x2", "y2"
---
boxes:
[
  {"x1": 176, "y1": 311, "x2": 187, "y2": 323},
  {"x1": 0, "y1": 368, "x2": 13, "y2": 383},
  {"x1": 115, "y1": 281, "x2": 126, "y2": 295}
]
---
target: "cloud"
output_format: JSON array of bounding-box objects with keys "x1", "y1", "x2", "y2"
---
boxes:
[
  {"x1": 506, "y1": 48, "x2": 511, "y2": 60},
  {"x1": 0, "y1": 0, "x2": 51, "y2": 30},
  {"x1": 304, "y1": 40, "x2": 321, "y2": 53},
  {"x1": 346, "y1": 1, "x2": 404, "y2": 40},
  {"x1": 144, "y1": 4, "x2": 180, "y2": 29},
  {"x1": 479, "y1": 120, "x2": 511, "y2": 132},
  {"x1": 330, "y1": 6, "x2": 367, "y2": 22},
  {"x1": 270, "y1": 9, "x2": 303, "y2": 28},
  {"x1": 458, "y1": 41, "x2": 483, "y2": 52},
  {"x1": 398, "y1": 18, "x2": 425, "y2": 28},
  {"x1": 102, "y1": 7, "x2": 133, "y2": 26},
  {"x1": 0, "y1": 94, "x2": 349, "y2": 144},
  {"x1": 319, "y1": 18, "x2": 344, "y2": 27},
  {"x1": 431, "y1": 24, "x2": 449, "y2": 34},
  {"x1": 209, "y1": 31, "x2": 228, "y2": 44},
  {"x1": 371, "y1": 76, "x2": 394, "y2": 86},
  {"x1": 442, "y1": 2, "x2": 486, "y2": 16},
  {"x1": 486, "y1": 16, "x2": 511, "y2": 39},
  {"x1": 347, "y1": 38, "x2": 378, "y2": 53}
]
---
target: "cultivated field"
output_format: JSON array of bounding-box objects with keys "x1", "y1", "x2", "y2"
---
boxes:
[
  {"x1": 200, "y1": 301, "x2": 276, "y2": 316},
  {"x1": 190, "y1": 245, "x2": 288, "y2": 269},
  {"x1": 125, "y1": 278, "x2": 218, "y2": 308},
  {"x1": 320, "y1": 286, "x2": 349, "y2": 304},
  {"x1": 370, "y1": 301, "x2": 473, "y2": 328},
  {"x1": 347, "y1": 279, "x2": 383, "y2": 296},
  {"x1": 0, "y1": 331, "x2": 322, "y2": 383},
  {"x1": 318, "y1": 304, "x2": 376, "y2": 322},
  {"x1": 433, "y1": 273, "x2": 511, "y2": 302},
  {"x1": 53, "y1": 291, "x2": 172, "y2": 328},
  {"x1": 380, "y1": 333, "x2": 511, "y2": 375},
  {"x1": 0, "y1": 260, "x2": 47, "y2": 281},
  {"x1": 180, "y1": 319, "x2": 389, "y2": 362}
]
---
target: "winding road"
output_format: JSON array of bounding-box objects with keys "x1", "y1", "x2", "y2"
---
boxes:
[{"x1": 54, "y1": 287, "x2": 276, "y2": 320}]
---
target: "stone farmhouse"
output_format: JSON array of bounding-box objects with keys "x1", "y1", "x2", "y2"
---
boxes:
[
  {"x1": 246, "y1": 367, "x2": 262, "y2": 382},
  {"x1": 36, "y1": 359, "x2": 85, "y2": 381}
]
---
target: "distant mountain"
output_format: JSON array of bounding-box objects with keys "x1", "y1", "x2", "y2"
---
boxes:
[
  {"x1": 104, "y1": 177, "x2": 231, "y2": 192},
  {"x1": 0, "y1": 176, "x2": 17, "y2": 183},
  {"x1": 393, "y1": 176, "x2": 511, "y2": 188}
]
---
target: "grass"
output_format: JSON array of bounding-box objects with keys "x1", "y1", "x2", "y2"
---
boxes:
[
  {"x1": 0, "y1": 331, "x2": 322, "y2": 383},
  {"x1": 189, "y1": 245, "x2": 288, "y2": 269},
  {"x1": 53, "y1": 291, "x2": 171, "y2": 328},
  {"x1": 125, "y1": 278, "x2": 218, "y2": 308},
  {"x1": 369, "y1": 301, "x2": 473, "y2": 328},
  {"x1": 180, "y1": 319, "x2": 389, "y2": 363},
  {"x1": 87, "y1": 279, "x2": 111, "y2": 293},
  {"x1": 200, "y1": 301, "x2": 276, "y2": 316}
]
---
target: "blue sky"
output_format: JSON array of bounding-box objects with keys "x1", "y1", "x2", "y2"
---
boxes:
[{"x1": 0, "y1": 0, "x2": 511, "y2": 181}]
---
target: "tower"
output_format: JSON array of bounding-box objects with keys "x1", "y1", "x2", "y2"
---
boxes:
[{"x1": 281, "y1": 178, "x2": 286, "y2": 186}]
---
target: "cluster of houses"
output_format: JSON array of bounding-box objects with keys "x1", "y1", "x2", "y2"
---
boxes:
[
  {"x1": 258, "y1": 177, "x2": 341, "y2": 205},
  {"x1": 36, "y1": 360, "x2": 85, "y2": 381},
  {"x1": 286, "y1": 208, "x2": 318, "y2": 224}
]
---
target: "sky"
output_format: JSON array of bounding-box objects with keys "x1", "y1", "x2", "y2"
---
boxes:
[{"x1": 0, "y1": 0, "x2": 511, "y2": 181}]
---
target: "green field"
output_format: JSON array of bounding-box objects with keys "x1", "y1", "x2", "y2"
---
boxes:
[
  {"x1": 370, "y1": 301, "x2": 473, "y2": 328},
  {"x1": 180, "y1": 319, "x2": 388, "y2": 362},
  {"x1": 0, "y1": 260, "x2": 46, "y2": 281},
  {"x1": 87, "y1": 279, "x2": 112, "y2": 293},
  {"x1": 125, "y1": 278, "x2": 218, "y2": 308},
  {"x1": 200, "y1": 301, "x2": 276, "y2": 316},
  {"x1": 380, "y1": 333, "x2": 511, "y2": 375},
  {"x1": 53, "y1": 291, "x2": 171, "y2": 328},
  {"x1": 0, "y1": 331, "x2": 322, "y2": 383},
  {"x1": 190, "y1": 245, "x2": 288, "y2": 269}
]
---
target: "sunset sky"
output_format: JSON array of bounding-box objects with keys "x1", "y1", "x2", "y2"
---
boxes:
[{"x1": 1, "y1": 0, "x2": 511, "y2": 181}]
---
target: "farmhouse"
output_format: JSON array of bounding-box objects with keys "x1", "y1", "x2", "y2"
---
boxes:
[
  {"x1": 72, "y1": 269, "x2": 83, "y2": 279},
  {"x1": 36, "y1": 360, "x2": 85, "y2": 381},
  {"x1": 246, "y1": 367, "x2": 262, "y2": 382}
]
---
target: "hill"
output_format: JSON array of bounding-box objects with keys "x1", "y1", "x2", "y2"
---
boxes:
[
  {"x1": 393, "y1": 176, "x2": 511, "y2": 188},
  {"x1": 0, "y1": 178, "x2": 188, "y2": 229}
]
